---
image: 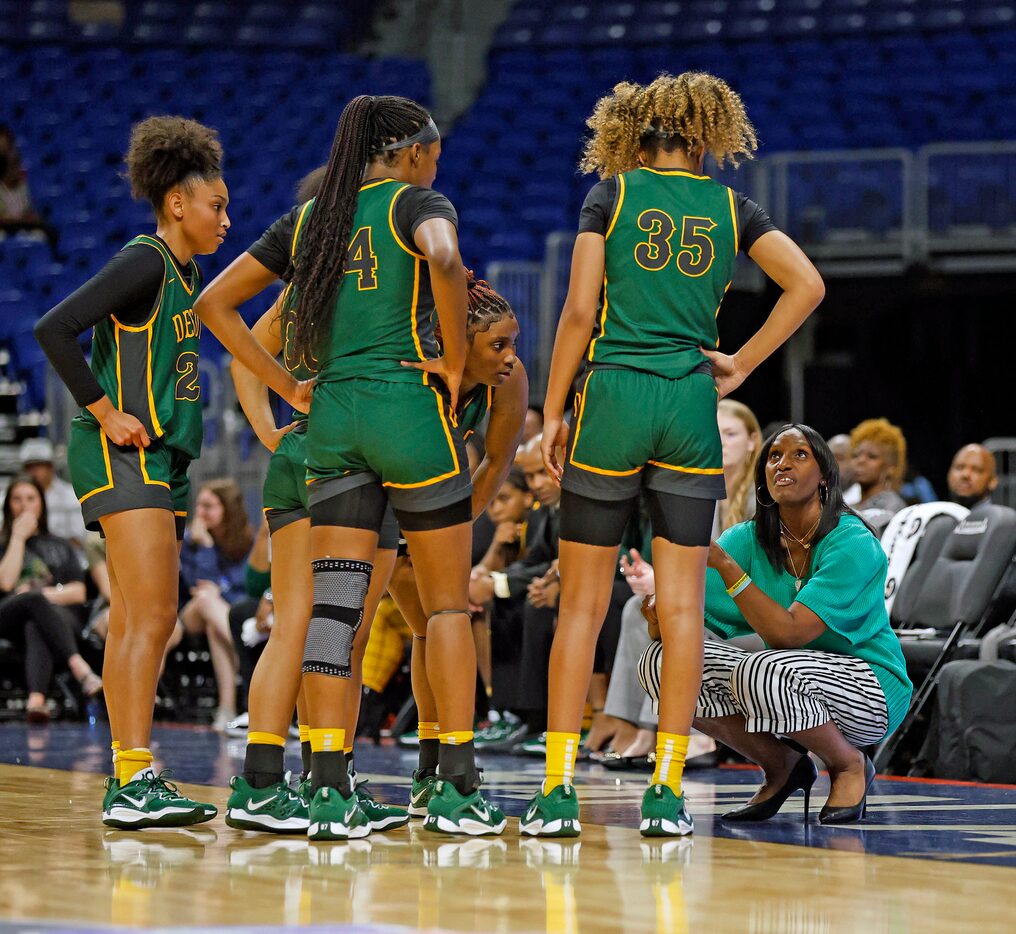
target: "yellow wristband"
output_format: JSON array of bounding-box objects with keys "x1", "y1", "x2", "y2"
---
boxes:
[{"x1": 726, "y1": 572, "x2": 750, "y2": 597}]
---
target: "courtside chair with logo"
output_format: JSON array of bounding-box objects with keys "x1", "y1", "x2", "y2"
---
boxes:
[{"x1": 874, "y1": 505, "x2": 1016, "y2": 771}]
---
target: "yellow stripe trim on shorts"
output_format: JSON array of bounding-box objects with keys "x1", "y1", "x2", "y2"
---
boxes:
[
  {"x1": 138, "y1": 446, "x2": 170, "y2": 489},
  {"x1": 647, "y1": 460, "x2": 724, "y2": 475},
  {"x1": 567, "y1": 370, "x2": 643, "y2": 478},
  {"x1": 78, "y1": 431, "x2": 115, "y2": 503},
  {"x1": 382, "y1": 385, "x2": 462, "y2": 490}
]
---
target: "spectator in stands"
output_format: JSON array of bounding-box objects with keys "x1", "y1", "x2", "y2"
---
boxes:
[
  {"x1": 826, "y1": 433, "x2": 860, "y2": 505},
  {"x1": 0, "y1": 124, "x2": 49, "y2": 242},
  {"x1": 176, "y1": 479, "x2": 254, "y2": 730},
  {"x1": 946, "y1": 443, "x2": 998, "y2": 511},
  {"x1": 523, "y1": 405, "x2": 544, "y2": 444},
  {"x1": 19, "y1": 438, "x2": 87, "y2": 547},
  {"x1": 469, "y1": 436, "x2": 560, "y2": 749},
  {"x1": 850, "y1": 417, "x2": 908, "y2": 534},
  {"x1": 715, "y1": 399, "x2": 762, "y2": 535},
  {"x1": 0, "y1": 476, "x2": 101, "y2": 722},
  {"x1": 638, "y1": 426, "x2": 912, "y2": 824}
]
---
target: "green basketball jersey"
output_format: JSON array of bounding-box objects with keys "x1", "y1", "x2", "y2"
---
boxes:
[
  {"x1": 317, "y1": 178, "x2": 439, "y2": 385},
  {"x1": 589, "y1": 167, "x2": 739, "y2": 380},
  {"x1": 279, "y1": 199, "x2": 318, "y2": 421},
  {"x1": 457, "y1": 384, "x2": 492, "y2": 439},
  {"x1": 85, "y1": 234, "x2": 203, "y2": 458}
]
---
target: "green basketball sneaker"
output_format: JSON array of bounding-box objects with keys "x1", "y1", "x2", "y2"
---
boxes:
[
  {"x1": 353, "y1": 778, "x2": 409, "y2": 832},
  {"x1": 102, "y1": 776, "x2": 120, "y2": 813},
  {"x1": 639, "y1": 784, "x2": 694, "y2": 837},
  {"x1": 408, "y1": 769, "x2": 437, "y2": 818},
  {"x1": 307, "y1": 786, "x2": 371, "y2": 841},
  {"x1": 423, "y1": 780, "x2": 507, "y2": 836},
  {"x1": 102, "y1": 770, "x2": 217, "y2": 830},
  {"x1": 519, "y1": 783, "x2": 581, "y2": 837},
  {"x1": 225, "y1": 774, "x2": 309, "y2": 834}
]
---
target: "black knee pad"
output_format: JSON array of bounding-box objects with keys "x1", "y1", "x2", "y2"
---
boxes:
[
  {"x1": 559, "y1": 488, "x2": 636, "y2": 546},
  {"x1": 310, "y1": 482, "x2": 388, "y2": 531},
  {"x1": 645, "y1": 489, "x2": 715, "y2": 547},
  {"x1": 394, "y1": 495, "x2": 471, "y2": 532},
  {"x1": 302, "y1": 559, "x2": 372, "y2": 678}
]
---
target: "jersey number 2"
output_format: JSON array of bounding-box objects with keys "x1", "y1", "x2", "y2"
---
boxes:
[
  {"x1": 346, "y1": 226, "x2": 379, "y2": 290},
  {"x1": 175, "y1": 351, "x2": 200, "y2": 402},
  {"x1": 635, "y1": 210, "x2": 717, "y2": 277}
]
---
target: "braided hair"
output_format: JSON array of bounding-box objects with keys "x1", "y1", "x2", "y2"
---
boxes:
[
  {"x1": 290, "y1": 95, "x2": 432, "y2": 361},
  {"x1": 465, "y1": 269, "x2": 515, "y2": 339}
]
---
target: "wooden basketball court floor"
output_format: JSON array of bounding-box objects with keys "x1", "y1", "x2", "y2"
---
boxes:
[{"x1": 1, "y1": 723, "x2": 1014, "y2": 933}]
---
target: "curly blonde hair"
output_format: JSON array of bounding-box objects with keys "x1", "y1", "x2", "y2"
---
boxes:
[
  {"x1": 718, "y1": 399, "x2": 762, "y2": 531},
  {"x1": 850, "y1": 418, "x2": 908, "y2": 490},
  {"x1": 580, "y1": 72, "x2": 758, "y2": 179}
]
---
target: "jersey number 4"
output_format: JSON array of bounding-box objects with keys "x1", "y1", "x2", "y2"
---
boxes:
[
  {"x1": 345, "y1": 226, "x2": 379, "y2": 290},
  {"x1": 634, "y1": 210, "x2": 717, "y2": 278},
  {"x1": 175, "y1": 351, "x2": 200, "y2": 402}
]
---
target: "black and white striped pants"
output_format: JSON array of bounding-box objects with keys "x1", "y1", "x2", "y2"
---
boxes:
[{"x1": 637, "y1": 639, "x2": 890, "y2": 747}]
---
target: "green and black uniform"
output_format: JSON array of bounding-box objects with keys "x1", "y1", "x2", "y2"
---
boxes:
[
  {"x1": 36, "y1": 234, "x2": 204, "y2": 537},
  {"x1": 302, "y1": 178, "x2": 470, "y2": 520},
  {"x1": 565, "y1": 167, "x2": 776, "y2": 510}
]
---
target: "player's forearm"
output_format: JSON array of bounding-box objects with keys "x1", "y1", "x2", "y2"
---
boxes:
[
  {"x1": 544, "y1": 303, "x2": 596, "y2": 416},
  {"x1": 430, "y1": 259, "x2": 469, "y2": 376},
  {"x1": 229, "y1": 358, "x2": 279, "y2": 447}
]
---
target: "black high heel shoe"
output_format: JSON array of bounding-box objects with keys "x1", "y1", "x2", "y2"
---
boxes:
[
  {"x1": 819, "y1": 755, "x2": 876, "y2": 825},
  {"x1": 721, "y1": 754, "x2": 818, "y2": 822}
]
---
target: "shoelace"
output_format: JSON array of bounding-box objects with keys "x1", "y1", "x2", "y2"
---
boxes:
[{"x1": 143, "y1": 769, "x2": 182, "y2": 798}]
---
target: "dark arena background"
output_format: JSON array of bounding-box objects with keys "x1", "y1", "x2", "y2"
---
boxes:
[{"x1": 1, "y1": 2, "x2": 1015, "y2": 933}]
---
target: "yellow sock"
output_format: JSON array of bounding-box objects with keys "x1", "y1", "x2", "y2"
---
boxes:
[
  {"x1": 651, "y1": 732, "x2": 690, "y2": 796},
  {"x1": 309, "y1": 728, "x2": 344, "y2": 753},
  {"x1": 247, "y1": 731, "x2": 286, "y2": 747},
  {"x1": 116, "y1": 747, "x2": 154, "y2": 784},
  {"x1": 438, "y1": 730, "x2": 473, "y2": 746},
  {"x1": 418, "y1": 721, "x2": 440, "y2": 741},
  {"x1": 298, "y1": 724, "x2": 310, "y2": 744},
  {"x1": 343, "y1": 744, "x2": 353, "y2": 755},
  {"x1": 544, "y1": 731, "x2": 580, "y2": 793}
]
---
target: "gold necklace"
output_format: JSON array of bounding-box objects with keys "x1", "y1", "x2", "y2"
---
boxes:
[
  {"x1": 784, "y1": 543, "x2": 811, "y2": 592},
  {"x1": 780, "y1": 515, "x2": 821, "y2": 550}
]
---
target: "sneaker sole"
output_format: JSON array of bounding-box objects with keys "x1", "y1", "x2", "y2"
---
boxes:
[
  {"x1": 422, "y1": 814, "x2": 507, "y2": 836},
  {"x1": 519, "y1": 818, "x2": 581, "y2": 838},
  {"x1": 639, "y1": 817, "x2": 694, "y2": 837},
  {"x1": 225, "y1": 809, "x2": 309, "y2": 833},
  {"x1": 103, "y1": 806, "x2": 217, "y2": 830},
  {"x1": 367, "y1": 814, "x2": 410, "y2": 832},
  {"x1": 407, "y1": 803, "x2": 429, "y2": 818},
  {"x1": 308, "y1": 821, "x2": 372, "y2": 841}
]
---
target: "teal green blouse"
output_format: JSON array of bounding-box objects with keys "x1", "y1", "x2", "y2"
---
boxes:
[{"x1": 704, "y1": 514, "x2": 913, "y2": 734}]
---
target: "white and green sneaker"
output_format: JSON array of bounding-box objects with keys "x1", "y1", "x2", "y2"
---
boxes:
[
  {"x1": 408, "y1": 769, "x2": 437, "y2": 817},
  {"x1": 639, "y1": 784, "x2": 694, "y2": 837},
  {"x1": 422, "y1": 779, "x2": 507, "y2": 836},
  {"x1": 225, "y1": 774, "x2": 309, "y2": 834},
  {"x1": 354, "y1": 778, "x2": 409, "y2": 832},
  {"x1": 512, "y1": 732, "x2": 547, "y2": 757},
  {"x1": 307, "y1": 786, "x2": 371, "y2": 841},
  {"x1": 102, "y1": 770, "x2": 217, "y2": 830},
  {"x1": 473, "y1": 717, "x2": 527, "y2": 750},
  {"x1": 519, "y1": 783, "x2": 581, "y2": 837}
]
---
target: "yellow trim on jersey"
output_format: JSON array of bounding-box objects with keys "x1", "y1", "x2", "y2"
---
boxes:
[
  {"x1": 647, "y1": 460, "x2": 724, "y2": 476},
  {"x1": 568, "y1": 370, "x2": 643, "y2": 477},
  {"x1": 587, "y1": 273, "x2": 610, "y2": 362},
  {"x1": 291, "y1": 199, "x2": 314, "y2": 257},
  {"x1": 727, "y1": 187, "x2": 739, "y2": 256},
  {"x1": 134, "y1": 234, "x2": 195, "y2": 296},
  {"x1": 138, "y1": 446, "x2": 170, "y2": 489},
  {"x1": 360, "y1": 178, "x2": 397, "y2": 192},
  {"x1": 407, "y1": 257, "x2": 425, "y2": 368},
  {"x1": 382, "y1": 385, "x2": 462, "y2": 489},
  {"x1": 388, "y1": 184, "x2": 426, "y2": 259},
  {"x1": 638, "y1": 167, "x2": 711, "y2": 181},
  {"x1": 146, "y1": 326, "x2": 164, "y2": 437},
  {"x1": 78, "y1": 431, "x2": 115, "y2": 504},
  {"x1": 174, "y1": 510, "x2": 188, "y2": 517},
  {"x1": 604, "y1": 173, "x2": 626, "y2": 240}
]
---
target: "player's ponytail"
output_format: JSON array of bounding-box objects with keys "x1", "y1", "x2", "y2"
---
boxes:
[{"x1": 290, "y1": 95, "x2": 433, "y2": 362}]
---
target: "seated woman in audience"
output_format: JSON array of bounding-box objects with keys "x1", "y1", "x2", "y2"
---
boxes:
[
  {"x1": 176, "y1": 478, "x2": 254, "y2": 730},
  {"x1": 639, "y1": 425, "x2": 912, "y2": 824},
  {"x1": 849, "y1": 417, "x2": 908, "y2": 534},
  {"x1": 598, "y1": 398, "x2": 763, "y2": 764},
  {"x1": 0, "y1": 476, "x2": 101, "y2": 722}
]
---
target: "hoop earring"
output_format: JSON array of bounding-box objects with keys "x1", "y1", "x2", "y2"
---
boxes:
[
  {"x1": 756, "y1": 485, "x2": 776, "y2": 508},
  {"x1": 819, "y1": 483, "x2": 828, "y2": 505}
]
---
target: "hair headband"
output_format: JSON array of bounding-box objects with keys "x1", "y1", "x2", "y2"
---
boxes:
[{"x1": 378, "y1": 118, "x2": 440, "y2": 152}]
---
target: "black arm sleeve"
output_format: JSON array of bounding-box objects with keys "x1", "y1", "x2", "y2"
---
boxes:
[
  {"x1": 735, "y1": 192, "x2": 779, "y2": 253},
  {"x1": 577, "y1": 178, "x2": 619, "y2": 236},
  {"x1": 34, "y1": 245, "x2": 166, "y2": 408},
  {"x1": 395, "y1": 188, "x2": 458, "y2": 248},
  {"x1": 247, "y1": 206, "x2": 301, "y2": 281}
]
